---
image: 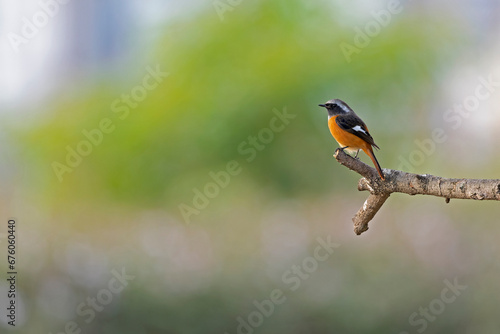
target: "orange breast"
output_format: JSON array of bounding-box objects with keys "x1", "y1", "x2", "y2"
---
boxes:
[{"x1": 328, "y1": 116, "x2": 369, "y2": 151}]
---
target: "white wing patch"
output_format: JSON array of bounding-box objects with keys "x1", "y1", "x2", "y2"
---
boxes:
[{"x1": 352, "y1": 125, "x2": 367, "y2": 134}]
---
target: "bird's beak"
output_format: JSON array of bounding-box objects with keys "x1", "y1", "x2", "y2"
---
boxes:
[{"x1": 318, "y1": 104, "x2": 326, "y2": 108}]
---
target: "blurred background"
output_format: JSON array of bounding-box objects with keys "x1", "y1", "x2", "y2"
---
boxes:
[{"x1": 1, "y1": 0, "x2": 500, "y2": 333}]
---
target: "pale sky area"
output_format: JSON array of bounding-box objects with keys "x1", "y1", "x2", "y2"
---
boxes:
[{"x1": 0, "y1": 0, "x2": 203, "y2": 110}]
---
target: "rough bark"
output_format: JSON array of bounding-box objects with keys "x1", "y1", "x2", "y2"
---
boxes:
[{"x1": 333, "y1": 148, "x2": 500, "y2": 235}]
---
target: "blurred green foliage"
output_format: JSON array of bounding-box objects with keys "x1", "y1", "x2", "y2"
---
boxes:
[{"x1": 18, "y1": 0, "x2": 458, "y2": 213}]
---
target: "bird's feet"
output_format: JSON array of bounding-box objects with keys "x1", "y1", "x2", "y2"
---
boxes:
[
  {"x1": 338, "y1": 146, "x2": 360, "y2": 160},
  {"x1": 339, "y1": 146, "x2": 349, "y2": 152}
]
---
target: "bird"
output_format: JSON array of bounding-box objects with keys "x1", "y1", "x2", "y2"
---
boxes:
[{"x1": 319, "y1": 99, "x2": 385, "y2": 180}]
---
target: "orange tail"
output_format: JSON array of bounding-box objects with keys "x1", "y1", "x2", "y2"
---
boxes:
[{"x1": 362, "y1": 146, "x2": 385, "y2": 180}]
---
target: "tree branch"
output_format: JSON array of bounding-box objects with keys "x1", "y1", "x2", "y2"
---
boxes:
[{"x1": 333, "y1": 148, "x2": 500, "y2": 235}]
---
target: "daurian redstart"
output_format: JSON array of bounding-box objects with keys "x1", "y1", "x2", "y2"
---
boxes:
[{"x1": 319, "y1": 99, "x2": 385, "y2": 180}]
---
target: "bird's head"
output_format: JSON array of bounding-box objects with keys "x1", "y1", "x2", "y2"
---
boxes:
[{"x1": 318, "y1": 99, "x2": 353, "y2": 116}]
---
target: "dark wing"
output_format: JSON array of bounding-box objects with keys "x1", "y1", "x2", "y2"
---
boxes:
[{"x1": 335, "y1": 114, "x2": 380, "y2": 149}]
